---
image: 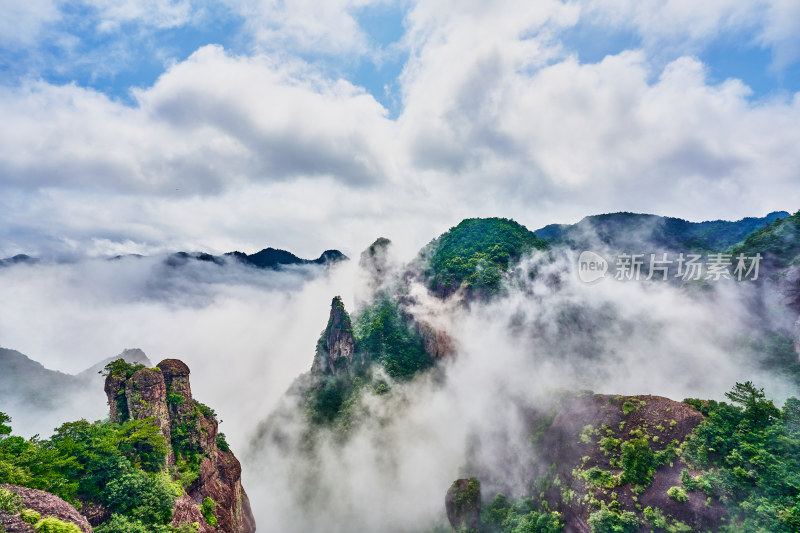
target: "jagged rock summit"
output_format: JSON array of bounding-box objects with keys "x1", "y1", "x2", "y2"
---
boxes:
[
  {"x1": 312, "y1": 296, "x2": 356, "y2": 377},
  {"x1": 103, "y1": 359, "x2": 256, "y2": 533}
]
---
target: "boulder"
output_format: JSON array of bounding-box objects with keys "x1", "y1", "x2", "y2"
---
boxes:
[
  {"x1": 445, "y1": 478, "x2": 481, "y2": 533},
  {"x1": 0, "y1": 484, "x2": 92, "y2": 533}
]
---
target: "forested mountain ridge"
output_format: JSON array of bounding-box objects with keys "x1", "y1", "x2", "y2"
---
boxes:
[{"x1": 534, "y1": 211, "x2": 789, "y2": 253}]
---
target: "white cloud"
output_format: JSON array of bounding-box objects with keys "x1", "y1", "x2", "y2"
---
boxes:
[
  {"x1": 226, "y1": 0, "x2": 381, "y2": 56},
  {"x1": 0, "y1": 0, "x2": 62, "y2": 47},
  {"x1": 758, "y1": 0, "x2": 800, "y2": 70},
  {"x1": 87, "y1": 0, "x2": 196, "y2": 31},
  {"x1": 0, "y1": 0, "x2": 799, "y2": 260},
  {"x1": 581, "y1": 0, "x2": 800, "y2": 70},
  {"x1": 0, "y1": 45, "x2": 393, "y2": 197}
]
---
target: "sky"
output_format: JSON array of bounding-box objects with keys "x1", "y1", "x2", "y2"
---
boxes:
[{"x1": 1, "y1": 0, "x2": 800, "y2": 261}]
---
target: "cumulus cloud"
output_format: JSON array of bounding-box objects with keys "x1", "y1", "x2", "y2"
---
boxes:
[
  {"x1": 0, "y1": 0, "x2": 798, "y2": 268},
  {"x1": 0, "y1": 45, "x2": 392, "y2": 197}
]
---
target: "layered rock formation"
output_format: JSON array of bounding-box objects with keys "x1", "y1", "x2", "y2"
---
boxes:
[
  {"x1": 312, "y1": 296, "x2": 356, "y2": 377},
  {"x1": 103, "y1": 359, "x2": 256, "y2": 533}
]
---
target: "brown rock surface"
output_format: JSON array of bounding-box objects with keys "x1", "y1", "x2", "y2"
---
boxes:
[
  {"x1": 419, "y1": 322, "x2": 454, "y2": 359},
  {"x1": 312, "y1": 296, "x2": 356, "y2": 377},
  {"x1": 326, "y1": 297, "x2": 355, "y2": 373},
  {"x1": 159, "y1": 358, "x2": 195, "y2": 419},
  {"x1": 103, "y1": 370, "x2": 128, "y2": 424},
  {"x1": 100, "y1": 358, "x2": 256, "y2": 532},
  {"x1": 125, "y1": 367, "x2": 174, "y2": 465},
  {"x1": 536, "y1": 393, "x2": 718, "y2": 532},
  {"x1": 0, "y1": 484, "x2": 92, "y2": 533},
  {"x1": 187, "y1": 450, "x2": 256, "y2": 533},
  {"x1": 171, "y1": 494, "x2": 215, "y2": 533}
]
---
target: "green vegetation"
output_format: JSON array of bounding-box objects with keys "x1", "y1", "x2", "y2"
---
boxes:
[
  {"x1": 305, "y1": 374, "x2": 368, "y2": 431},
  {"x1": 101, "y1": 359, "x2": 147, "y2": 379},
  {"x1": 0, "y1": 410, "x2": 192, "y2": 532},
  {"x1": 101, "y1": 359, "x2": 147, "y2": 423},
  {"x1": 581, "y1": 467, "x2": 617, "y2": 489},
  {"x1": 539, "y1": 211, "x2": 790, "y2": 253},
  {"x1": 305, "y1": 296, "x2": 435, "y2": 427},
  {"x1": 166, "y1": 391, "x2": 185, "y2": 405},
  {"x1": 32, "y1": 517, "x2": 82, "y2": 533},
  {"x1": 0, "y1": 413, "x2": 11, "y2": 438},
  {"x1": 199, "y1": 497, "x2": 217, "y2": 527},
  {"x1": 20, "y1": 508, "x2": 41, "y2": 524},
  {"x1": 586, "y1": 505, "x2": 639, "y2": 533},
  {"x1": 216, "y1": 432, "x2": 230, "y2": 452},
  {"x1": 0, "y1": 487, "x2": 23, "y2": 514},
  {"x1": 683, "y1": 382, "x2": 800, "y2": 532},
  {"x1": 621, "y1": 401, "x2": 636, "y2": 416},
  {"x1": 730, "y1": 209, "x2": 800, "y2": 268},
  {"x1": 425, "y1": 218, "x2": 547, "y2": 294},
  {"x1": 355, "y1": 298, "x2": 432, "y2": 379},
  {"x1": 642, "y1": 506, "x2": 692, "y2": 532},
  {"x1": 453, "y1": 478, "x2": 480, "y2": 512},
  {"x1": 480, "y1": 494, "x2": 563, "y2": 533},
  {"x1": 666, "y1": 486, "x2": 688, "y2": 503}
]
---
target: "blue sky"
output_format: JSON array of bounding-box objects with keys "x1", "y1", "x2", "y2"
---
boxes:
[
  {"x1": 0, "y1": 1, "x2": 799, "y2": 259},
  {"x1": 3, "y1": 1, "x2": 797, "y2": 111}
]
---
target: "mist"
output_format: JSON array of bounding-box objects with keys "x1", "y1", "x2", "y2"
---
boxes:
[
  {"x1": 0, "y1": 253, "x2": 359, "y2": 445},
  {"x1": 243, "y1": 244, "x2": 799, "y2": 532},
  {"x1": 1, "y1": 237, "x2": 798, "y2": 532}
]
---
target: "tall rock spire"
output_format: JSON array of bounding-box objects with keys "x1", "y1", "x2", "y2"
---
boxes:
[{"x1": 312, "y1": 296, "x2": 356, "y2": 377}]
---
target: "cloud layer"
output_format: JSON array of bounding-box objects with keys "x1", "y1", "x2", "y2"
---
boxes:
[{"x1": 1, "y1": 1, "x2": 798, "y2": 260}]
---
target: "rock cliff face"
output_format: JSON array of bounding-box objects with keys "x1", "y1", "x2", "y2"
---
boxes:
[
  {"x1": 0, "y1": 484, "x2": 93, "y2": 533},
  {"x1": 448, "y1": 393, "x2": 718, "y2": 533},
  {"x1": 103, "y1": 359, "x2": 256, "y2": 533},
  {"x1": 126, "y1": 367, "x2": 174, "y2": 462},
  {"x1": 418, "y1": 321, "x2": 454, "y2": 359},
  {"x1": 312, "y1": 296, "x2": 356, "y2": 377}
]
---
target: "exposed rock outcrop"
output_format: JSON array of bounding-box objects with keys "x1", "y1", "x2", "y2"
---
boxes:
[
  {"x1": 103, "y1": 368, "x2": 129, "y2": 424},
  {"x1": 536, "y1": 394, "x2": 715, "y2": 532},
  {"x1": 418, "y1": 322, "x2": 455, "y2": 359},
  {"x1": 0, "y1": 484, "x2": 92, "y2": 533},
  {"x1": 172, "y1": 494, "x2": 214, "y2": 533},
  {"x1": 188, "y1": 449, "x2": 256, "y2": 533},
  {"x1": 312, "y1": 296, "x2": 356, "y2": 377},
  {"x1": 126, "y1": 368, "x2": 173, "y2": 456},
  {"x1": 445, "y1": 478, "x2": 481, "y2": 533},
  {"x1": 103, "y1": 359, "x2": 256, "y2": 533}
]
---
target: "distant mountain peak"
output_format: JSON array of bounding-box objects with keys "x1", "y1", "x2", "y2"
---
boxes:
[{"x1": 226, "y1": 246, "x2": 349, "y2": 269}]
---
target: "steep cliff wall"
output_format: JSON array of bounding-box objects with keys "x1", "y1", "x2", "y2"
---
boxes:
[{"x1": 104, "y1": 359, "x2": 256, "y2": 533}]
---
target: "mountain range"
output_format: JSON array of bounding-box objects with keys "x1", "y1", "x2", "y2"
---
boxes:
[{"x1": 3, "y1": 209, "x2": 800, "y2": 533}]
